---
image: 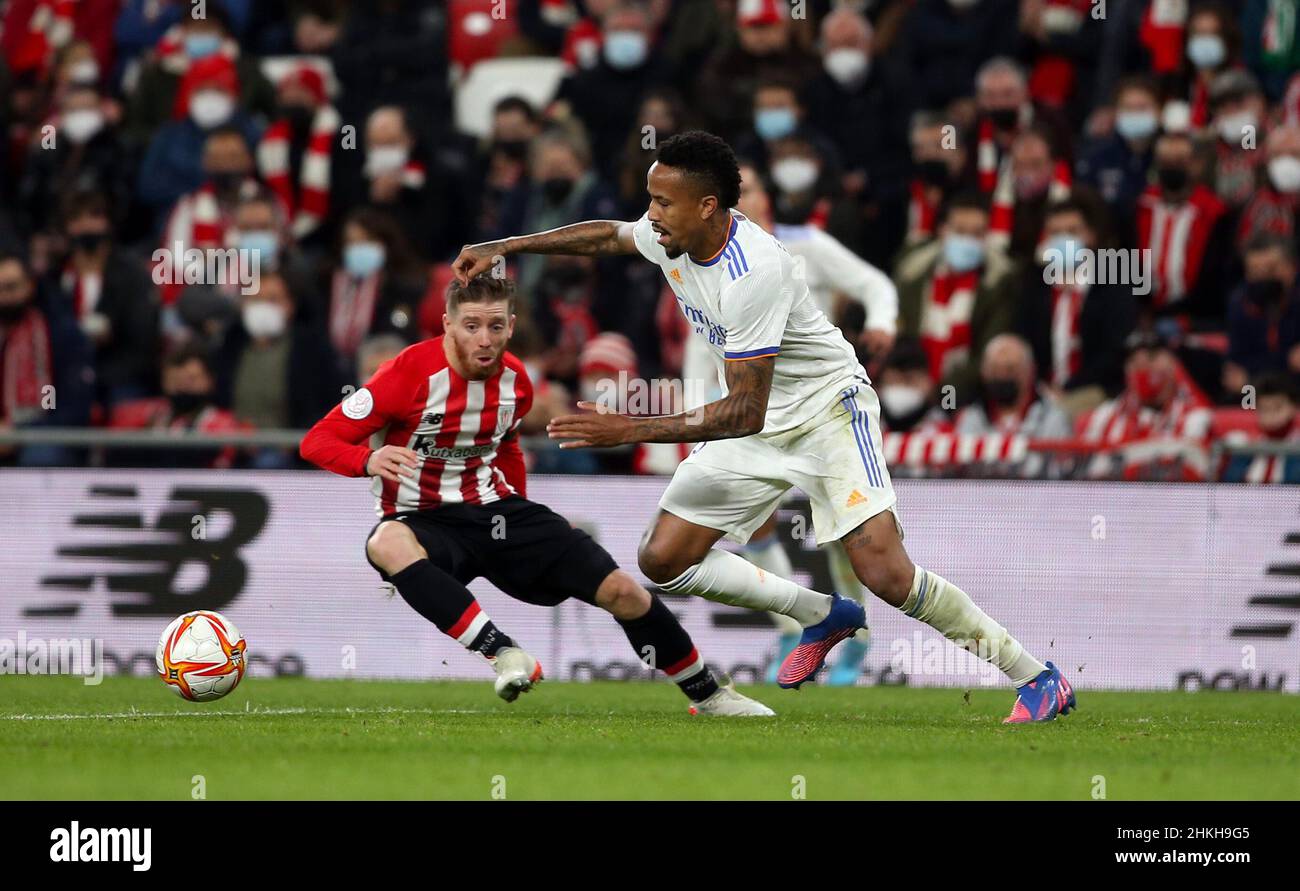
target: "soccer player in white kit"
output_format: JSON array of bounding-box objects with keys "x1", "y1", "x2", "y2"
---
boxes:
[{"x1": 452, "y1": 131, "x2": 1076, "y2": 722}]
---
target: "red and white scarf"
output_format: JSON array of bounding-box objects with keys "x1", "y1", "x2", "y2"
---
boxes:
[
  {"x1": 1135, "y1": 184, "x2": 1226, "y2": 308},
  {"x1": 1, "y1": 307, "x2": 54, "y2": 425},
  {"x1": 1049, "y1": 281, "x2": 1086, "y2": 387},
  {"x1": 988, "y1": 158, "x2": 1071, "y2": 251},
  {"x1": 156, "y1": 179, "x2": 258, "y2": 304},
  {"x1": 1139, "y1": 0, "x2": 1189, "y2": 74},
  {"x1": 329, "y1": 270, "x2": 382, "y2": 358},
  {"x1": 919, "y1": 266, "x2": 979, "y2": 382},
  {"x1": 257, "y1": 105, "x2": 340, "y2": 239}
]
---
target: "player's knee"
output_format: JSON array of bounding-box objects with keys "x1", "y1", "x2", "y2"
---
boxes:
[
  {"x1": 366, "y1": 522, "x2": 424, "y2": 574},
  {"x1": 595, "y1": 571, "x2": 651, "y2": 620},
  {"x1": 859, "y1": 556, "x2": 914, "y2": 603},
  {"x1": 637, "y1": 540, "x2": 685, "y2": 585}
]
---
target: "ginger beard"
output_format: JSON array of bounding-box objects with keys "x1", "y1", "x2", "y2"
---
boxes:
[{"x1": 442, "y1": 300, "x2": 514, "y2": 380}]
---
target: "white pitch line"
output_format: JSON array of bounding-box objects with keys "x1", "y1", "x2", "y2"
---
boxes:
[{"x1": 0, "y1": 707, "x2": 488, "y2": 718}]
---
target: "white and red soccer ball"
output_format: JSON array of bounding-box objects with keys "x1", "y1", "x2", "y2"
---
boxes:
[{"x1": 156, "y1": 611, "x2": 247, "y2": 701}]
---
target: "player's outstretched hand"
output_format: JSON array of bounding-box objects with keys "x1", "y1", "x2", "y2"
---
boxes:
[
  {"x1": 451, "y1": 242, "x2": 503, "y2": 284},
  {"x1": 366, "y1": 445, "x2": 421, "y2": 482},
  {"x1": 547, "y1": 402, "x2": 634, "y2": 449}
]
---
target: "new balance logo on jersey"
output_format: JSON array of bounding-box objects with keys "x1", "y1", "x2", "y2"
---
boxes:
[{"x1": 422, "y1": 412, "x2": 444, "y2": 427}]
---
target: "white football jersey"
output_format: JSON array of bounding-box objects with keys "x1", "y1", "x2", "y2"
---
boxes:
[{"x1": 634, "y1": 210, "x2": 866, "y2": 435}]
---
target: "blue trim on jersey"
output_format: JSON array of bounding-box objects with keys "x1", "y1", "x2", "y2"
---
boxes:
[
  {"x1": 724, "y1": 346, "x2": 781, "y2": 360},
  {"x1": 691, "y1": 215, "x2": 740, "y2": 267}
]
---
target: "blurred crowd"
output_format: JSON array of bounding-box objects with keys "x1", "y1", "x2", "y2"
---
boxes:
[{"x1": 0, "y1": 0, "x2": 1298, "y2": 481}]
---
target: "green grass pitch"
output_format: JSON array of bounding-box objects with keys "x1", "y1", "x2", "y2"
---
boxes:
[{"x1": 2, "y1": 676, "x2": 1297, "y2": 800}]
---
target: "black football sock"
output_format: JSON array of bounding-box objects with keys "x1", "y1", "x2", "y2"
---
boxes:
[
  {"x1": 617, "y1": 594, "x2": 720, "y2": 702},
  {"x1": 389, "y1": 559, "x2": 514, "y2": 658}
]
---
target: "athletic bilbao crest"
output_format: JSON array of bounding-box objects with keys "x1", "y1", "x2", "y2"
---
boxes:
[{"x1": 495, "y1": 406, "x2": 514, "y2": 437}]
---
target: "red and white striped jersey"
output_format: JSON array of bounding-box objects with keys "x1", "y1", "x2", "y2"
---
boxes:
[{"x1": 300, "y1": 337, "x2": 533, "y2": 516}]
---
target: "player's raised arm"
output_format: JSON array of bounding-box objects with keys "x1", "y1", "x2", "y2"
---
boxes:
[{"x1": 451, "y1": 220, "x2": 638, "y2": 283}]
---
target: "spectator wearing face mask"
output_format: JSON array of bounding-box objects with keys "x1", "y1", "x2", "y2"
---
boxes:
[
  {"x1": 1076, "y1": 76, "x2": 1161, "y2": 222},
  {"x1": 1222, "y1": 234, "x2": 1300, "y2": 398},
  {"x1": 214, "y1": 272, "x2": 341, "y2": 463},
  {"x1": 16, "y1": 82, "x2": 130, "y2": 235},
  {"x1": 896, "y1": 0, "x2": 1020, "y2": 110},
  {"x1": 123, "y1": 6, "x2": 274, "y2": 149},
  {"x1": 1180, "y1": 2, "x2": 1241, "y2": 130},
  {"x1": 763, "y1": 136, "x2": 840, "y2": 230},
  {"x1": 555, "y1": 1, "x2": 668, "y2": 184},
  {"x1": 154, "y1": 126, "x2": 260, "y2": 306},
  {"x1": 1017, "y1": 0, "x2": 1106, "y2": 122},
  {"x1": 256, "y1": 66, "x2": 340, "y2": 247},
  {"x1": 108, "y1": 341, "x2": 245, "y2": 469},
  {"x1": 325, "y1": 208, "x2": 427, "y2": 373},
  {"x1": 1071, "y1": 330, "x2": 1211, "y2": 476},
  {"x1": 496, "y1": 127, "x2": 620, "y2": 306},
  {"x1": 1135, "y1": 130, "x2": 1232, "y2": 323},
  {"x1": 475, "y1": 96, "x2": 543, "y2": 242},
  {"x1": 46, "y1": 190, "x2": 159, "y2": 407},
  {"x1": 229, "y1": 188, "x2": 320, "y2": 325},
  {"x1": 696, "y1": 0, "x2": 821, "y2": 143},
  {"x1": 0, "y1": 250, "x2": 93, "y2": 467},
  {"x1": 338, "y1": 105, "x2": 472, "y2": 263},
  {"x1": 1237, "y1": 125, "x2": 1300, "y2": 247},
  {"x1": 893, "y1": 192, "x2": 1019, "y2": 404},
  {"x1": 1206, "y1": 69, "x2": 1269, "y2": 209},
  {"x1": 1018, "y1": 197, "x2": 1136, "y2": 407},
  {"x1": 874, "y1": 337, "x2": 950, "y2": 433},
  {"x1": 735, "y1": 78, "x2": 840, "y2": 179},
  {"x1": 801, "y1": 8, "x2": 912, "y2": 262},
  {"x1": 137, "y1": 57, "x2": 262, "y2": 225},
  {"x1": 954, "y1": 332, "x2": 1074, "y2": 439},
  {"x1": 905, "y1": 110, "x2": 966, "y2": 247},
  {"x1": 989, "y1": 126, "x2": 1074, "y2": 263},
  {"x1": 1221, "y1": 372, "x2": 1300, "y2": 483},
  {"x1": 967, "y1": 57, "x2": 1073, "y2": 197}
]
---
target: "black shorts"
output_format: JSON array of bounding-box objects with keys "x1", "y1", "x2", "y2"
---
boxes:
[{"x1": 366, "y1": 496, "x2": 618, "y2": 607}]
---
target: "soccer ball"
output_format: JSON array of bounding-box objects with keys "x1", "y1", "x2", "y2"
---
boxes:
[{"x1": 156, "y1": 610, "x2": 247, "y2": 702}]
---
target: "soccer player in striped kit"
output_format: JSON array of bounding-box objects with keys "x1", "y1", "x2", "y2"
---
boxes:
[
  {"x1": 454, "y1": 131, "x2": 1076, "y2": 723},
  {"x1": 300, "y1": 274, "x2": 772, "y2": 715}
]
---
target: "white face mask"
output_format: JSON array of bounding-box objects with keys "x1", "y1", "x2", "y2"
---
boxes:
[
  {"x1": 242, "y1": 301, "x2": 287, "y2": 339},
  {"x1": 1217, "y1": 110, "x2": 1257, "y2": 144},
  {"x1": 365, "y1": 145, "x2": 409, "y2": 178},
  {"x1": 1268, "y1": 156, "x2": 1300, "y2": 193},
  {"x1": 823, "y1": 48, "x2": 869, "y2": 86},
  {"x1": 62, "y1": 109, "x2": 105, "y2": 145},
  {"x1": 879, "y1": 385, "x2": 926, "y2": 418},
  {"x1": 189, "y1": 90, "x2": 235, "y2": 129},
  {"x1": 771, "y1": 157, "x2": 819, "y2": 193},
  {"x1": 68, "y1": 59, "x2": 100, "y2": 86}
]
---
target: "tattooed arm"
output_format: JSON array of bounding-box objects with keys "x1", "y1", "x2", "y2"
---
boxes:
[
  {"x1": 546, "y1": 356, "x2": 774, "y2": 448},
  {"x1": 451, "y1": 221, "x2": 638, "y2": 282}
]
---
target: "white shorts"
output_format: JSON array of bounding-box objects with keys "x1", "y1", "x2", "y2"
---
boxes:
[{"x1": 659, "y1": 382, "x2": 901, "y2": 545}]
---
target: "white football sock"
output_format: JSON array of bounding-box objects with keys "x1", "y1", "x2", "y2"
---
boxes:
[
  {"x1": 900, "y1": 564, "x2": 1046, "y2": 686},
  {"x1": 741, "y1": 533, "x2": 803, "y2": 635},
  {"x1": 659, "y1": 549, "x2": 832, "y2": 627}
]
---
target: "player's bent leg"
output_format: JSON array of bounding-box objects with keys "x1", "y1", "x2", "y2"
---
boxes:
[
  {"x1": 826, "y1": 541, "x2": 871, "y2": 686},
  {"x1": 838, "y1": 512, "x2": 1075, "y2": 723},
  {"x1": 366, "y1": 519, "x2": 537, "y2": 702},
  {"x1": 592, "y1": 569, "x2": 773, "y2": 716},
  {"x1": 641, "y1": 510, "x2": 835, "y2": 628}
]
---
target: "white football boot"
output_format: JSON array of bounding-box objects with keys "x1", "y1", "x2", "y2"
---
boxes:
[
  {"x1": 688, "y1": 679, "x2": 775, "y2": 717},
  {"x1": 491, "y1": 646, "x2": 543, "y2": 702}
]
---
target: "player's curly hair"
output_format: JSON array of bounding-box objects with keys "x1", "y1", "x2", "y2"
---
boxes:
[
  {"x1": 656, "y1": 130, "x2": 742, "y2": 210},
  {"x1": 446, "y1": 272, "x2": 518, "y2": 315}
]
